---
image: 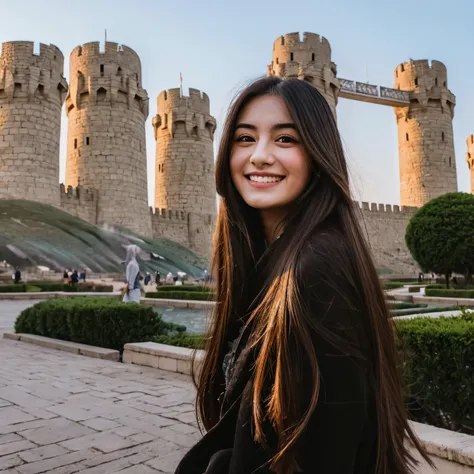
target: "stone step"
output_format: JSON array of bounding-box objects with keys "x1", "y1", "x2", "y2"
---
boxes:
[
  {"x1": 123, "y1": 342, "x2": 204, "y2": 375},
  {"x1": 3, "y1": 333, "x2": 120, "y2": 361}
]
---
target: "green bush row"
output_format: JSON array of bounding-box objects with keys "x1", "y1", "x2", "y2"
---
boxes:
[
  {"x1": 425, "y1": 288, "x2": 474, "y2": 299},
  {"x1": 14, "y1": 298, "x2": 162, "y2": 352},
  {"x1": 29, "y1": 282, "x2": 114, "y2": 292},
  {"x1": 157, "y1": 285, "x2": 213, "y2": 293},
  {"x1": 387, "y1": 303, "x2": 427, "y2": 310},
  {"x1": 395, "y1": 311, "x2": 474, "y2": 434},
  {"x1": 145, "y1": 291, "x2": 215, "y2": 301},
  {"x1": 392, "y1": 306, "x2": 458, "y2": 317},
  {"x1": 408, "y1": 286, "x2": 421, "y2": 293},
  {"x1": 155, "y1": 333, "x2": 206, "y2": 350},
  {"x1": 0, "y1": 284, "x2": 28, "y2": 293},
  {"x1": 382, "y1": 282, "x2": 404, "y2": 290}
]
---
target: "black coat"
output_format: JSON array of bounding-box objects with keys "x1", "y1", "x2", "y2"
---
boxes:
[{"x1": 175, "y1": 231, "x2": 378, "y2": 474}]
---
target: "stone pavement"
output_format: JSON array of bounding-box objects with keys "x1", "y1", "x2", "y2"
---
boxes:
[{"x1": 0, "y1": 338, "x2": 200, "y2": 473}]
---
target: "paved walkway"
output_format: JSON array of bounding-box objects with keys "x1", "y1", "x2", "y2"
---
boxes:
[{"x1": 0, "y1": 338, "x2": 199, "y2": 473}]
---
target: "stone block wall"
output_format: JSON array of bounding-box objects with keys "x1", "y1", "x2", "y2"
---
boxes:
[
  {"x1": 0, "y1": 42, "x2": 68, "y2": 207},
  {"x1": 466, "y1": 134, "x2": 474, "y2": 194},
  {"x1": 153, "y1": 88, "x2": 217, "y2": 216},
  {"x1": 394, "y1": 60, "x2": 457, "y2": 207},
  {"x1": 59, "y1": 183, "x2": 98, "y2": 224},
  {"x1": 267, "y1": 32, "x2": 339, "y2": 117},
  {"x1": 65, "y1": 42, "x2": 151, "y2": 236},
  {"x1": 358, "y1": 201, "x2": 419, "y2": 275}
]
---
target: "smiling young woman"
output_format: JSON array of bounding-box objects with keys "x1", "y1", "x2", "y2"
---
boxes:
[{"x1": 174, "y1": 77, "x2": 433, "y2": 474}]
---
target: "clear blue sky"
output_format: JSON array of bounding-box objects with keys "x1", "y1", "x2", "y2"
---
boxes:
[{"x1": 1, "y1": 0, "x2": 473, "y2": 205}]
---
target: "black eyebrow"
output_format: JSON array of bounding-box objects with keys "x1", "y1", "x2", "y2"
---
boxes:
[{"x1": 235, "y1": 122, "x2": 297, "y2": 131}]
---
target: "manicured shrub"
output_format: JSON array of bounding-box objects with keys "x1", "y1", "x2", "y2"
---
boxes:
[
  {"x1": 395, "y1": 312, "x2": 474, "y2": 434},
  {"x1": 155, "y1": 333, "x2": 206, "y2": 350},
  {"x1": 156, "y1": 285, "x2": 213, "y2": 293},
  {"x1": 408, "y1": 286, "x2": 421, "y2": 293},
  {"x1": 382, "y1": 282, "x2": 404, "y2": 290},
  {"x1": 14, "y1": 298, "x2": 162, "y2": 351},
  {"x1": 425, "y1": 289, "x2": 474, "y2": 298},
  {"x1": 0, "y1": 284, "x2": 27, "y2": 293},
  {"x1": 387, "y1": 303, "x2": 427, "y2": 310},
  {"x1": 145, "y1": 291, "x2": 214, "y2": 301},
  {"x1": 25, "y1": 282, "x2": 114, "y2": 293},
  {"x1": 392, "y1": 306, "x2": 458, "y2": 317}
]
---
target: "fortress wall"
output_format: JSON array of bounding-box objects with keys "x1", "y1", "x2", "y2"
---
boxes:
[{"x1": 59, "y1": 183, "x2": 98, "y2": 224}]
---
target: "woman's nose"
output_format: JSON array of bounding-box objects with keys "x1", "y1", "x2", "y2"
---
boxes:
[{"x1": 250, "y1": 142, "x2": 275, "y2": 167}]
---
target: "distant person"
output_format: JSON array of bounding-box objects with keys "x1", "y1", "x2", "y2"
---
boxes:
[
  {"x1": 70, "y1": 270, "x2": 79, "y2": 284},
  {"x1": 79, "y1": 269, "x2": 86, "y2": 282},
  {"x1": 13, "y1": 267, "x2": 21, "y2": 284},
  {"x1": 155, "y1": 271, "x2": 161, "y2": 286},
  {"x1": 144, "y1": 272, "x2": 151, "y2": 286},
  {"x1": 165, "y1": 272, "x2": 173, "y2": 284},
  {"x1": 123, "y1": 245, "x2": 141, "y2": 303},
  {"x1": 63, "y1": 269, "x2": 69, "y2": 283}
]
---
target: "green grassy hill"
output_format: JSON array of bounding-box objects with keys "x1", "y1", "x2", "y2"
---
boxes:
[{"x1": 0, "y1": 200, "x2": 207, "y2": 277}]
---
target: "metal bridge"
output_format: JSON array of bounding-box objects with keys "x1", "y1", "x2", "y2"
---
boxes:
[{"x1": 338, "y1": 79, "x2": 410, "y2": 107}]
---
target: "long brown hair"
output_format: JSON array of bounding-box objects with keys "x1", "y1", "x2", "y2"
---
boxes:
[{"x1": 194, "y1": 77, "x2": 432, "y2": 473}]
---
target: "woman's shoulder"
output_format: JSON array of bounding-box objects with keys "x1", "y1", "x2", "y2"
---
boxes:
[{"x1": 299, "y1": 227, "x2": 351, "y2": 274}]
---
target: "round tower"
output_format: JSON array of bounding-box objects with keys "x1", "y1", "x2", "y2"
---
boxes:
[
  {"x1": 267, "y1": 32, "x2": 339, "y2": 117},
  {"x1": 394, "y1": 60, "x2": 457, "y2": 207},
  {"x1": 153, "y1": 87, "x2": 216, "y2": 215},
  {"x1": 466, "y1": 134, "x2": 474, "y2": 194},
  {"x1": 0, "y1": 41, "x2": 68, "y2": 206},
  {"x1": 65, "y1": 41, "x2": 151, "y2": 236}
]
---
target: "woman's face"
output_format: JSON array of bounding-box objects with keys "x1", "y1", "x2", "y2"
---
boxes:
[{"x1": 230, "y1": 95, "x2": 311, "y2": 212}]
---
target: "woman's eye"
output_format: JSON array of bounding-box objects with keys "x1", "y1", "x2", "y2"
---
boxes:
[
  {"x1": 276, "y1": 135, "x2": 298, "y2": 144},
  {"x1": 236, "y1": 135, "x2": 254, "y2": 143}
]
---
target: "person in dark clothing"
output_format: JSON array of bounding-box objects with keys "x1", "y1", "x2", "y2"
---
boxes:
[
  {"x1": 79, "y1": 269, "x2": 86, "y2": 282},
  {"x1": 155, "y1": 271, "x2": 161, "y2": 285},
  {"x1": 175, "y1": 78, "x2": 433, "y2": 474},
  {"x1": 13, "y1": 267, "x2": 21, "y2": 284},
  {"x1": 144, "y1": 272, "x2": 151, "y2": 286},
  {"x1": 70, "y1": 270, "x2": 79, "y2": 284}
]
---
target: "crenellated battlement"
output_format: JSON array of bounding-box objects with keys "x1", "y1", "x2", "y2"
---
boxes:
[
  {"x1": 149, "y1": 207, "x2": 187, "y2": 221},
  {"x1": 59, "y1": 183, "x2": 98, "y2": 201},
  {"x1": 357, "y1": 201, "x2": 418, "y2": 214},
  {"x1": 394, "y1": 59, "x2": 450, "y2": 94},
  {"x1": 70, "y1": 42, "x2": 142, "y2": 72},
  {"x1": 157, "y1": 88, "x2": 210, "y2": 114},
  {"x1": 0, "y1": 41, "x2": 68, "y2": 104},
  {"x1": 66, "y1": 40, "x2": 148, "y2": 118},
  {"x1": 268, "y1": 32, "x2": 338, "y2": 117},
  {"x1": 153, "y1": 87, "x2": 215, "y2": 140}
]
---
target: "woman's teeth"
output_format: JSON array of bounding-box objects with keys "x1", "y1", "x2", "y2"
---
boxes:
[{"x1": 248, "y1": 176, "x2": 283, "y2": 183}]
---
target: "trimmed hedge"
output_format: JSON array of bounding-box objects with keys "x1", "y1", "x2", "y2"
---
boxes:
[
  {"x1": 146, "y1": 291, "x2": 215, "y2": 301},
  {"x1": 425, "y1": 288, "x2": 474, "y2": 298},
  {"x1": 387, "y1": 303, "x2": 427, "y2": 310},
  {"x1": 396, "y1": 312, "x2": 474, "y2": 434},
  {"x1": 382, "y1": 282, "x2": 404, "y2": 290},
  {"x1": 392, "y1": 306, "x2": 458, "y2": 317},
  {"x1": 408, "y1": 286, "x2": 421, "y2": 293},
  {"x1": 155, "y1": 333, "x2": 206, "y2": 350},
  {"x1": 26, "y1": 282, "x2": 114, "y2": 293},
  {"x1": 14, "y1": 298, "x2": 162, "y2": 352},
  {"x1": 0, "y1": 284, "x2": 27, "y2": 293},
  {"x1": 156, "y1": 285, "x2": 213, "y2": 293}
]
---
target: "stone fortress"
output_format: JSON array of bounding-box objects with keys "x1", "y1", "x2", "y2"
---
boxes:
[{"x1": 0, "y1": 32, "x2": 472, "y2": 273}]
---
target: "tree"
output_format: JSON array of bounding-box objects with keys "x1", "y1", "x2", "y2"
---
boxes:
[{"x1": 405, "y1": 192, "x2": 474, "y2": 288}]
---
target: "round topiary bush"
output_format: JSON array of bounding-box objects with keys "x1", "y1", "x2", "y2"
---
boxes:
[{"x1": 405, "y1": 192, "x2": 474, "y2": 286}]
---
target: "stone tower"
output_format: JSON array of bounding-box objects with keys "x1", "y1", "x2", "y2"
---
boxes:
[
  {"x1": 466, "y1": 134, "x2": 474, "y2": 194},
  {"x1": 65, "y1": 41, "x2": 151, "y2": 236},
  {"x1": 153, "y1": 88, "x2": 216, "y2": 215},
  {"x1": 267, "y1": 32, "x2": 339, "y2": 117},
  {"x1": 394, "y1": 60, "x2": 457, "y2": 207},
  {"x1": 0, "y1": 41, "x2": 68, "y2": 206}
]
